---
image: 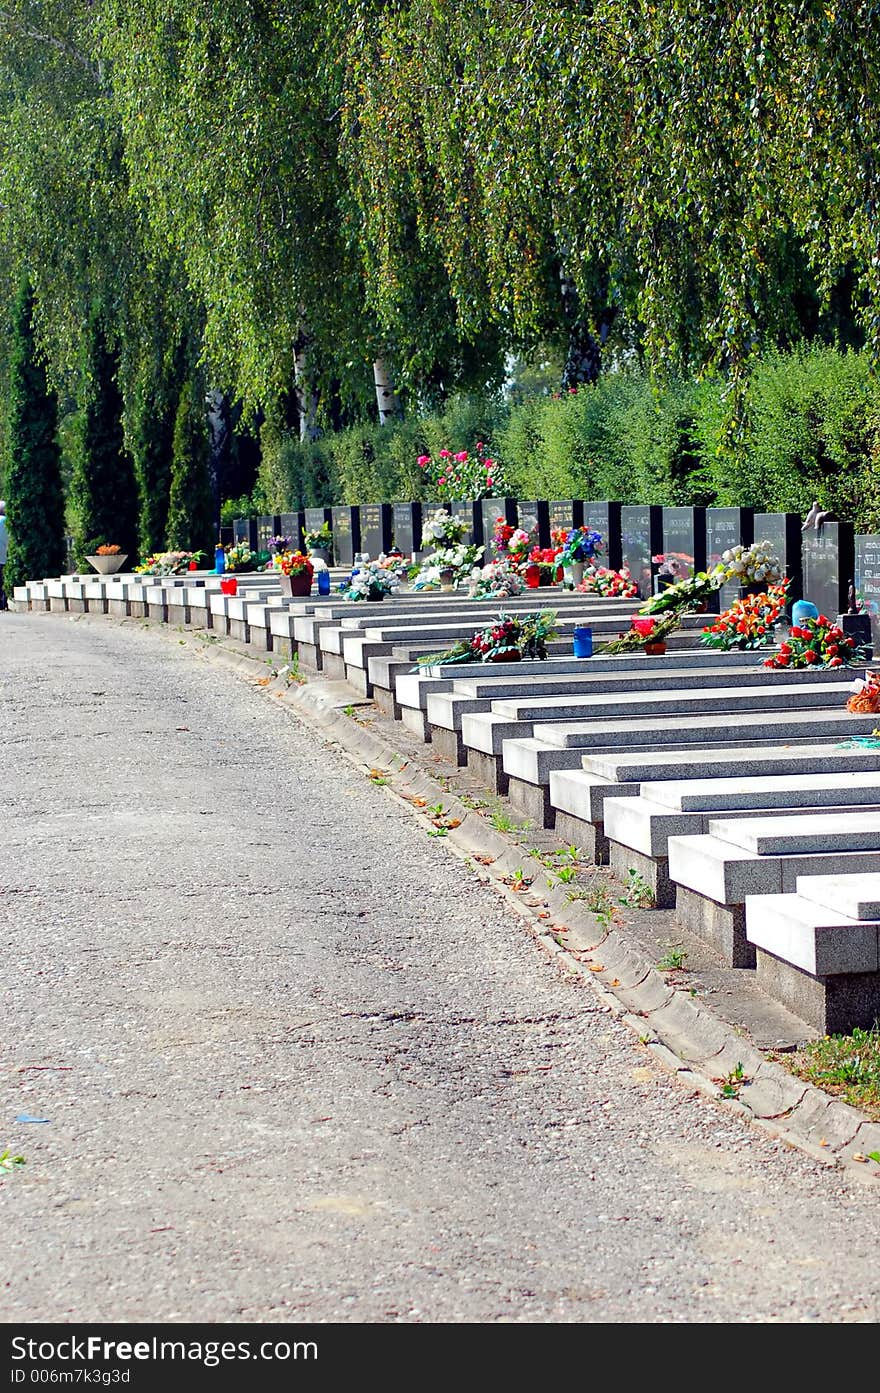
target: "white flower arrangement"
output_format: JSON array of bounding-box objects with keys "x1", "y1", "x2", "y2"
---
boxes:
[
  {"x1": 468, "y1": 560, "x2": 526, "y2": 599},
  {"x1": 720, "y1": 539, "x2": 783, "y2": 585},
  {"x1": 341, "y1": 560, "x2": 401, "y2": 600},
  {"x1": 412, "y1": 541, "x2": 484, "y2": 589},
  {"x1": 421, "y1": 508, "x2": 467, "y2": 549}
]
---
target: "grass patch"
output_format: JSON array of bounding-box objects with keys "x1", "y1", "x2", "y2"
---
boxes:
[{"x1": 787, "y1": 1026, "x2": 880, "y2": 1119}]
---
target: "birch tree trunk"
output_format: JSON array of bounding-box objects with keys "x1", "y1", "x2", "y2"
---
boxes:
[
  {"x1": 293, "y1": 328, "x2": 321, "y2": 442},
  {"x1": 373, "y1": 357, "x2": 402, "y2": 425}
]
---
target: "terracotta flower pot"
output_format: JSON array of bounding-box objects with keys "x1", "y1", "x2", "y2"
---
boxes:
[
  {"x1": 644, "y1": 640, "x2": 667, "y2": 656},
  {"x1": 488, "y1": 648, "x2": 521, "y2": 662}
]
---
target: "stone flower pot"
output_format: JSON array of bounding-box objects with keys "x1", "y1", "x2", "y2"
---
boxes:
[{"x1": 86, "y1": 553, "x2": 127, "y2": 575}]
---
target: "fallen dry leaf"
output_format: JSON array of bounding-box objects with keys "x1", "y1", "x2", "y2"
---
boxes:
[
  {"x1": 446, "y1": 817, "x2": 462, "y2": 829},
  {"x1": 412, "y1": 798, "x2": 427, "y2": 807},
  {"x1": 588, "y1": 963, "x2": 605, "y2": 973},
  {"x1": 474, "y1": 855, "x2": 495, "y2": 865},
  {"x1": 609, "y1": 978, "x2": 620, "y2": 987},
  {"x1": 819, "y1": 1138, "x2": 829, "y2": 1147},
  {"x1": 852, "y1": 1153, "x2": 867, "y2": 1163}
]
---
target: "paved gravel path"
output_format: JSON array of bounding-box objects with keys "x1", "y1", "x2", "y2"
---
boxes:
[{"x1": 2, "y1": 612, "x2": 880, "y2": 1324}]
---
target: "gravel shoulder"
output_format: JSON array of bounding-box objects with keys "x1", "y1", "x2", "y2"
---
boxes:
[{"x1": 2, "y1": 611, "x2": 879, "y2": 1323}]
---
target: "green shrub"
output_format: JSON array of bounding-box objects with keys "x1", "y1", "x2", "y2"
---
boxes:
[{"x1": 256, "y1": 348, "x2": 880, "y2": 531}]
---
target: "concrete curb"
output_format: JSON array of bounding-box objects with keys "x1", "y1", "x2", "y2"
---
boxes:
[{"x1": 50, "y1": 614, "x2": 880, "y2": 1179}]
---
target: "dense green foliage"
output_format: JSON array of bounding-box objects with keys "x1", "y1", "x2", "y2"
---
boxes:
[
  {"x1": 262, "y1": 348, "x2": 880, "y2": 531},
  {"x1": 70, "y1": 314, "x2": 140, "y2": 565},
  {"x1": 165, "y1": 381, "x2": 216, "y2": 555},
  {"x1": 3, "y1": 283, "x2": 66, "y2": 587},
  {"x1": 2, "y1": 3, "x2": 880, "y2": 536}
]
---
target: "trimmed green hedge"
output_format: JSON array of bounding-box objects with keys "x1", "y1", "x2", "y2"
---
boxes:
[{"x1": 254, "y1": 346, "x2": 880, "y2": 531}]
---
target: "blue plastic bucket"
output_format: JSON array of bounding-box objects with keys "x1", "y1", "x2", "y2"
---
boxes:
[{"x1": 573, "y1": 626, "x2": 593, "y2": 658}]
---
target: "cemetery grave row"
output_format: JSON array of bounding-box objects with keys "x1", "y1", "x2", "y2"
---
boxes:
[
  {"x1": 230, "y1": 501, "x2": 880, "y2": 652},
  {"x1": 12, "y1": 502, "x2": 880, "y2": 1040}
]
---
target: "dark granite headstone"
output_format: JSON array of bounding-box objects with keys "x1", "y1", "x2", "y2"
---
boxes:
[
  {"x1": 581, "y1": 501, "x2": 622, "y2": 571},
  {"x1": 754, "y1": 512, "x2": 803, "y2": 604},
  {"x1": 360, "y1": 503, "x2": 392, "y2": 559},
  {"x1": 278, "y1": 512, "x2": 303, "y2": 551},
  {"x1": 392, "y1": 502, "x2": 422, "y2": 558},
  {"x1": 661, "y1": 507, "x2": 706, "y2": 580},
  {"x1": 256, "y1": 515, "x2": 279, "y2": 555},
  {"x1": 548, "y1": 500, "x2": 584, "y2": 535},
  {"x1": 233, "y1": 517, "x2": 259, "y2": 551},
  {"x1": 330, "y1": 506, "x2": 361, "y2": 568},
  {"x1": 516, "y1": 500, "x2": 550, "y2": 548},
  {"x1": 855, "y1": 534, "x2": 880, "y2": 649},
  {"x1": 802, "y1": 521, "x2": 854, "y2": 620},
  {"x1": 219, "y1": 525, "x2": 234, "y2": 548},
  {"x1": 481, "y1": 498, "x2": 517, "y2": 559},
  {"x1": 620, "y1": 504, "x2": 663, "y2": 599},
  {"x1": 449, "y1": 500, "x2": 482, "y2": 546},
  {"x1": 706, "y1": 507, "x2": 754, "y2": 609},
  {"x1": 304, "y1": 506, "x2": 332, "y2": 536}
]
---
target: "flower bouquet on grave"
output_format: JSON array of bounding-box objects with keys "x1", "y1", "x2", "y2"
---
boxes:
[
  {"x1": 642, "y1": 564, "x2": 727, "y2": 614},
  {"x1": 598, "y1": 610, "x2": 680, "y2": 655},
  {"x1": 413, "y1": 515, "x2": 483, "y2": 589},
  {"x1": 525, "y1": 545, "x2": 563, "y2": 587},
  {"x1": 416, "y1": 444, "x2": 509, "y2": 501},
  {"x1": 303, "y1": 522, "x2": 333, "y2": 557},
  {"x1": 557, "y1": 527, "x2": 604, "y2": 566},
  {"x1": 377, "y1": 549, "x2": 409, "y2": 576},
  {"x1": 421, "y1": 508, "x2": 468, "y2": 549},
  {"x1": 340, "y1": 560, "x2": 400, "y2": 601},
  {"x1": 468, "y1": 559, "x2": 526, "y2": 600},
  {"x1": 847, "y1": 672, "x2": 880, "y2": 714},
  {"x1": 577, "y1": 565, "x2": 639, "y2": 599},
  {"x1": 136, "y1": 550, "x2": 204, "y2": 576},
  {"x1": 224, "y1": 541, "x2": 259, "y2": 573},
  {"x1": 701, "y1": 580, "x2": 790, "y2": 651},
  {"x1": 720, "y1": 539, "x2": 783, "y2": 587},
  {"x1": 492, "y1": 517, "x2": 516, "y2": 554},
  {"x1": 415, "y1": 609, "x2": 558, "y2": 667},
  {"x1": 763, "y1": 614, "x2": 867, "y2": 670},
  {"x1": 504, "y1": 527, "x2": 536, "y2": 568},
  {"x1": 268, "y1": 535, "x2": 295, "y2": 560},
  {"x1": 276, "y1": 550, "x2": 314, "y2": 596}
]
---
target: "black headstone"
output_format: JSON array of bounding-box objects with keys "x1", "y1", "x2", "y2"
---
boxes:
[
  {"x1": 661, "y1": 506, "x2": 707, "y2": 580},
  {"x1": 233, "y1": 516, "x2": 259, "y2": 551},
  {"x1": 360, "y1": 503, "x2": 392, "y2": 558},
  {"x1": 330, "y1": 506, "x2": 361, "y2": 568},
  {"x1": 802, "y1": 521, "x2": 854, "y2": 619},
  {"x1": 581, "y1": 501, "x2": 622, "y2": 571},
  {"x1": 449, "y1": 500, "x2": 481, "y2": 546},
  {"x1": 256, "y1": 515, "x2": 279, "y2": 554},
  {"x1": 278, "y1": 512, "x2": 303, "y2": 551},
  {"x1": 855, "y1": 534, "x2": 880, "y2": 649},
  {"x1": 219, "y1": 525, "x2": 234, "y2": 548},
  {"x1": 548, "y1": 500, "x2": 584, "y2": 536},
  {"x1": 304, "y1": 506, "x2": 332, "y2": 535},
  {"x1": 620, "y1": 504, "x2": 663, "y2": 599},
  {"x1": 392, "y1": 502, "x2": 422, "y2": 559},
  {"x1": 706, "y1": 507, "x2": 754, "y2": 609},
  {"x1": 480, "y1": 498, "x2": 517, "y2": 559},
  {"x1": 754, "y1": 512, "x2": 803, "y2": 604},
  {"x1": 516, "y1": 500, "x2": 550, "y2": 548}
]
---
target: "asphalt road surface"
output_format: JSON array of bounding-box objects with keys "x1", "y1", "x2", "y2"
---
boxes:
[{"x1": 2, "y1": 613, "x2": 879, "y2": 1323}]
